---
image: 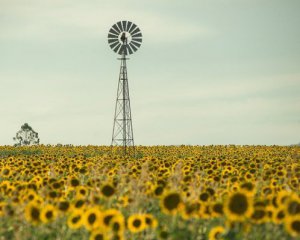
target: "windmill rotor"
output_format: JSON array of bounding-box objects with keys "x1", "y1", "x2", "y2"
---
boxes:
[{"x1": 108, "y1": 20, "x2": 142, "y2": 55}]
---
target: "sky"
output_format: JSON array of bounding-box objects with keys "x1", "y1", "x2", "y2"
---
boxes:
[{"x1": 0, "y1": 0, "x2": 299, "y2": 146}]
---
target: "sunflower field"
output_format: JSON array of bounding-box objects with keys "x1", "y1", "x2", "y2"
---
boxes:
[{"x1": 0, "y1": 145, "x2": 300, "y2": 240}]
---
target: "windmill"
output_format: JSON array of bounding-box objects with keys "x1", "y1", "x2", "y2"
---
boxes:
[{"x1": 108, "y1": 21, "x2": 142, "y2": 155}]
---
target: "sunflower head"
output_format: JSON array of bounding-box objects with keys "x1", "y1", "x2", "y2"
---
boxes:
[
  {"x1": 144, "y1": 213, "x2": 158, "y2": 229},
  {"x1": 89, "y1": 229, "x2": 107, "y2": 240},
  {"x1": 250, "y1": 207, "x2": 266, "y2": 224},
  {"x1": 57, "y1": 200, "x2": 70, "y2": 213},
  {"x1": 211, "y1": 202, "x2": 224, "y2": 218},
  {"x1": 224, "y1": 190, "x2": 253, "y2": 221},
  {"x1": 101, "y1": 184, "x2": 115, "y2": 198},
  {"x1": 285, "y1": 216, "x2": 300, "y2": 237},
  {"x1": 25, "y1": 202, "x2": 41, "y2": 225},
  {"x1": 69, "y1": 177, "x2": 80, "y2": 188},
  {"x1": 272, "y1": 208, "x2": 286, "y2": 224},
  {"x1": 41, "y1": 204, "x2": 57, "y2": 223},
  {"x1": 67, "y1": 209, "x2": 84, "y2": 229},
  {"x1": 1, "y1": 167, "x2": 12, "y2": 178},
  {"x1": 83, "y1": 207, "x2": 102, "y2": 231},
  {"x1": 199, "y1": 192, "x2": 210, "y2": 202},
  {"x1": 109, "y1": 214, "x2": 125, "y2": 234},
  {"x1": 127, "y1": 214, "x2": 146, "y2": 233},
  {"x1": 208, "y1": 226, "x2": 226, "y2": 240},
  {"x1": 240, "y1": 182, "x2": 255, "y2": 194},
  {"x1": 181, "y1": 201, "x2": 201, "y2": 219},
  {"x1": 285, "y1": 196, "x2": 300, "y2": 216},
  {"x1": 101, "y1": 209, "x2": 122, "y2": 230},
  {"x1": 153, "y1": 185, "x2": 164, "y2": 197},
  {"x1": 160, "y1": 192, "x2": 183, "y2": 215}
]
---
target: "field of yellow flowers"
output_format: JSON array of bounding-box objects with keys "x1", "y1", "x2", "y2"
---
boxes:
[{"x1": 0, "y1": 145, "x2": 300, "y2": 240}]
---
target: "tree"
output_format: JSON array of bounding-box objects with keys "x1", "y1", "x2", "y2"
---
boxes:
[{"x1": 13, "y1": 123, "x2": 40, "y2": 146}]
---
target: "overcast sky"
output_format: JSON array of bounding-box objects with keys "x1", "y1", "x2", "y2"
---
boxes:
[{"x1": 1, "y1": 0, "x2": 299, "y2": 146}]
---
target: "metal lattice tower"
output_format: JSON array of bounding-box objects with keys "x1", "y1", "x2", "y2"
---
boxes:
[{"x1": 108, "y1": 21, "x2": 142, "y2": 155}]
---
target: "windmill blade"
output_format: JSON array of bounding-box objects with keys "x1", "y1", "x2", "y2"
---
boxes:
[
  {"x1": 114, "y1": 23, "x2": 122, "y2": 33},
  {"x1": 132, "y1": 37, "x2": 142, "y2": 43},
  {"x1": 109, "y1": 41, "x2": 119, "y2": 49},
  {"x1": 117, "y1": 22, "x2": 124, "y2": 32},
  {"x1": 128, "y1": 23, "x2": 137, "y2": 34},
  {"x1": 117, "y1": 45, "x2": 123, "y2": 55},
  {"x1": 129, "y1": 42, "x2": 138, "y2": 52},
  {"x1": 126, "y1": 45, "x2": 133, "y2": 55},
  {"x1": 108, "y1": 38, "x2": 118, "y2": 44},
  {"x1": 130, "y1": 27, "x2": 140, "y2": 36},
  {"x1": 118, "y1": 45, "x2": 126, "y2": 55},
  {"x1": 130, "y1": 40, "x2": 141, "y2": 48},
  {"x1": 108, "y1": 33, "x2": 118, "y2": 39},
  {"x1": 113, "y1": 43, "x2": 122, "y2": 53},
  {"x1": 126, "y1": 21, "x2": 133, "y2": 32},
  {"x1": 122, "y1": 21, "x2": 127, "y2": 31},
  {"x1": 131, "y1": 32, "x2": 142, "y2": 38},
  {"x1": 109, "y1": 28, "x2": 119, "y2": 36},
  {"x1": 112, "y1": 24, "x2": 121, "y2": 34}
]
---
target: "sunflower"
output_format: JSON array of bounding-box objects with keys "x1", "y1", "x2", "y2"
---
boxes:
[
  {"x1": 57, "y1": 200, "x2": 71, "y2": 213},
  {"x1": 41, "y1": 204, "x2": 57, "y2": 223},
  {"x1": 224, "y1": 191, "x2": 253, "y2": 221},
  {"x1": 208, "y1": 226, "x2": 226, "y2": 240},
  {"x1": 101, "y1": 184, "x2": 115, "y2": 198},
  {"x1": 206, "y1": 187, "x2": 215, "y2": 197},
  {"x1": 153, "y1": 185, "x2": 164, "y2": 197},
  {"x1": 76, "y1": 186, "x2": 89, "y2": 198},
  {"x1": 201, "y1": 204, "x2": 213, "y2": 219},
  {"x1": 1, "y1": 166, "x2": 12, "y2": 178},
  {"x1": 285, "y1": 196, "x2": 300, "y2": 216},
  {"x1": 101, "y1": 209, "x2": 122, "y2": 230},
  {"x1": 47, "y1": 190, "x2": 61, "y2": 200},
  {"x1": 83, "y1": 207, "x2": 102, "y2": 231},
  {"x1": 69, "y1": 176, "x2": 80, "y2": 188},
  {"x1": 51, "y1": 180, "x2": 62, "y2": 190},
  {"x1": 67, "y1": 209, "x2": 83, "y2": 229},
  {"x1": 127, "y1": 214, "x2": 146, "y2": 233},
  {"x1": 160, "y1": 192, "x2": 182, "y2": 215},
  {"x1": 262, "y1": 186, "x2": 273, "y2": 197},
  {"x1": 272, "y1": 207, "x2": 286, "y2": 224},
  {"x1": 144, "y1": 213, "x2": 158, "y2": 229},
  {"x1": 240, "y1": 182, "x2": 255, "y2": 195},
  {"x1": 211, "y1": 202, "x2": 224, "y2": 218},
  {"x1": 72, "y1": 198, "x2": 86, "y2": 211},
  {"x1": 89, "y1": 229, "x2": 108, "y2": 240},
  {"x1": 199, "y1": 192, "x2": 210, "y2": 203},
  {"x1": 181, "y1": 201, "x2": 201, "y2": 219},
  {"x1": 277, "y1": 190, "x2": 291, "y2": 206},
  {"x1": 110, "y1": 232, "x2": 124, "y2": 240},
  {"x1": 117, "y1": 195, "x2": 130, "y2": 208},
  {"x1": 250, "y1": 207, "x2": 266, "y2": 224},
  {"x1": 285, "y1": 216, "x2": 300, "y2": 237},
  {"x1": 110, "y1": 214, "x2": 125, "y2": 234},
  {"x1": 24, "y1": 189, "x2": 38, "y2": 202},
  {"x1": 265, "y1": 205, "x2": 275, "y2": 221},
  {"x1": 25, "y1": 202, "x2": 41, "y2": 225}
]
